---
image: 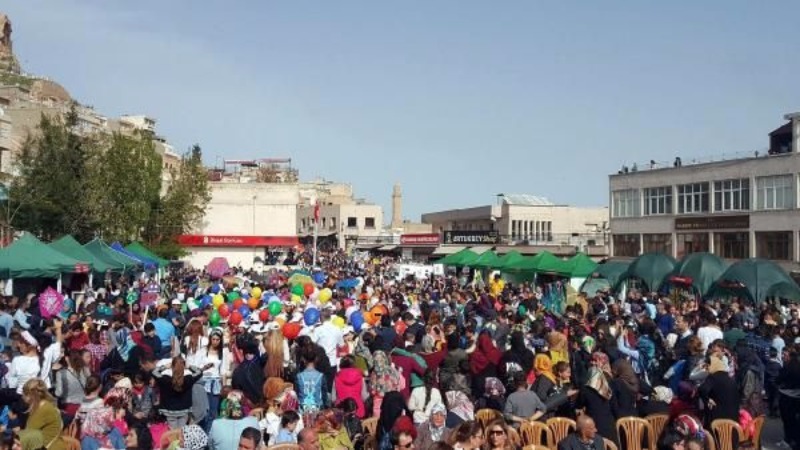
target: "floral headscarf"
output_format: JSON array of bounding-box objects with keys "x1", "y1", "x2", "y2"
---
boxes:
[
  {"x1": 355, "y1": 331, "x2": 374, "y2": 368},
  {"x1": 220, "y1": 390, "x2": 244, "y2": 419},
  {"x1": 484, "y1": 377, "x2": 506, "y2": 398},
  {"x1": 115, "y1": 328, "x2": 135, "y2": 362},
  {"x1": 586, "y1": 352, "x2": 612, "y2": 400},
  {"x1": 180, "y1": 424, "x2": 209, "y2": 450},
  {"x1": 370, "y1": 351, "x2": 401, "y2": 395},
  {"x1": 445, "y1": 391, "x2": 474, "y2": 421}
]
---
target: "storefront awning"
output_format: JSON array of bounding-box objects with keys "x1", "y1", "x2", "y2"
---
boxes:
[
  {"x1": 177, "y1": 235, "x2": 299, "y2": 247},
  {"x1": 432, "y1": 246, "x2": 466, "y2": 255},
  {"x1": 469, "y1": 245, "x2": 493, "y2": 255},
  {"x1": 377, "y1": 245, "x2": 398, "y2": 251}
]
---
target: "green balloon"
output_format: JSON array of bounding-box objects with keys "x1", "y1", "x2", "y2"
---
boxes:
[
  {"x1": 291, "y1": 284, "x2": 304, "y2": 296},
  {"x1": 268, "y1": 301, "x2": 282, "y2": 316},
  {"x1": 228, "y1": 292, "x2": 240, "y2": 301},
  {"x1": 209, "y1": 309, "x2": 221, "y2": 326}
]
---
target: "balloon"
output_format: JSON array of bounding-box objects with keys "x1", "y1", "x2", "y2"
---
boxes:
[
  {"x1": 291, "y1": 294, "x2": 302, "y2": 304},
  {"x1": 229, "y1": 311, "x2": 243, "y2": 326},
  {"x1": 228, "y1": 291, "x2": 240, "y2": 301},
  {"x1": 343, "y1": 298, "x2": 354, "y2": 308},
  {"x1": 218, "y1": 303, "x2": 230, "y2": 318},
  {"x1": 303, "y1": 283, "x2": 315, "y2": 297},
  {"x1": 291, "y1": 284, "x2": 304, "y2": 297},
  {"x1": 283, "y1": 322, "x2": 301, "y2": 339},
  {"x1": 268, "y1": 295, "x2": 280, "y2": 305},
  {"x1": 209, "y1": 310, "x2": 221, "y2": 326},
  {"x1": 351, "y1": 311, "x2": 364, "y2": 331},
  {"x1": 304, "y1": 308, "x2": 320, "y2": 326},
  {"x1": 232, "y1": 299, "x2": 244, "y2": 310},
  {"x1": 212, "y1": 294, "x2": 224, "y2": 309},
  {"x1": 200, "y1": 295, "x2": 212, "y2": 308},
  {"x1": 211, "y1": 284, "x2": 220, "y2": 294},
  {"x1": 319, "y1": 288, "x2": 332, "y2": 303},
  {"x1": 238, "y1": 305, "x2": 251, "y2": 319},
  {"x1": 275, "y1": 317, "x2": 286, "y2": 327},
  {"x1": 269, "y1": 301, "x2": 282, "y2": 316},
  {"x1": 332, "y1": 316, "x2": 345, "y2": 329},
  {"x1": 259, "y1": 309, "x2": 270, "y2": 322},
  {"x1": 251, "y1": 287, "x2": 263, "y2": 300},
  {"x1": 248, "y1": 296, "x2": 260, "y2": 310},
  {"x1": 364, "y1": 311, "x2": 377, "y2": 326}
]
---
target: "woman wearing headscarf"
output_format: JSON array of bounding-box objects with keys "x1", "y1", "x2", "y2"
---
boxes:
[
  {"x1": 500, "y1": 331, "x2": 534, "y2": 387},
  {"x1": 377, "y1": 391, "x2": 410, "y2": 450},
  {"x1": 101, "y1": 327, "x2": 145, "y2": 377},
  {"x1": 698, "y1": 355, "x2": 740, "y2": 426},
  {"x1": 570, "y1": 335, "x2": 595, "y2": 386},
  {"x1": 178, "y1": 424, "x2": 209, "y2": 450},
  {"x1": 611, "y1": 359, "x2": 639, "y2": 418},
  {"x1": 369, "y1": 351, "x2": 402, "y2": 418},
  {"x1": 531, "y1": 354, "x2": 557, "y2": 403},
  {"x1": 547, "y1": 331, "x2": 569, "y2": 366},
  {"x1": 577, "y1": 352, "x2": 616, "y2": 445},
  {"x1": 414, "y1": 403, "x2": 451, "y2": 450},
  {"x1": 444, "y1": 390, "x2": 474, "y2": 429},
  {"x1": 468, "y1": 332, "x2": 502, "y2": 398},
  {"x1": 474, "y1": 377, "x2": 506, "y2": 411},
  {"x1": 735, "y1": 342, "x2": 765, "y2": 402},
  {"x1": 208, "y1": 390, "x2": 260, "y2": 450}
]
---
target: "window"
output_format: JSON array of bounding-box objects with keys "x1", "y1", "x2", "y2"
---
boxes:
[
  {"x1": 677, "y1": 183, "x2": 709, "y2": 214},
  {"x1": 301, "y1": 219, "x2": 306, "y2": 229},
  {"x1": 547, "y1": 221, "x2": 553, "y2": 242},
  {"x1": 713, "y1": 232, "x2": 749, "y2": 259},
  {"x1": 365, "y1": 217, "x2": 375, "y2": 229},
  {"x1": 330, "y1": 217, "x2": 336, "y2": 230},
  {"x1": 643, "y1": 186, "x2": 673, "y2": 215},
  {"x1": 613, "y1": 234, "x2": 640, "y2": 257},
  {"x1": 535, "y1": 221, "x2": 540, "y2": 241},
  {"x1": 511, "y1": 220, "x2": 517, "y2": 239},
  {"x1": 612, "y1": 189, "x2": 640, "y2": 218},
  {"x1": 755, "y1": 175, "x2": 794, "y2": 210},
  {"x1": 321, "y1": 217, "x2": 327, "y2": 228},
  {"x1": 756, "y1": 231, "x2": 792, "y2": 260},
  {"x1": 347, "y1": 217, "x2": 357, "y2": 228},
  {"x1": 676, "y1": 233, "x2": 709, "y2": 259},
  {"x1": 643, "y1": 233, "x2": 672, "y2": 254},
  {"x1": 713, "y1": 179, "x2": 750, "y2": 212}
]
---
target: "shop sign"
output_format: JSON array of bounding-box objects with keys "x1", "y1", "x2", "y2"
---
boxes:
[
  {"x1": 674, "y1": 215, "x2": 749, "y2": 231},
  {"x1": 400, "y1": 233, "x2": 440, "y2": 246},
  {"x1": 443, "y1": 230, "x2": 499, "y2": 245},
  {"x1": 177, "y1": 235, "x2": 299, "y2": 247}
]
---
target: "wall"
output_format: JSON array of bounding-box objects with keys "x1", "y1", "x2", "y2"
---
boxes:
[
  {"x1": 198, "y1": 182, "x2": 299, "y2": 237},
  {"x1": 183, "y1": 247, "x2": 263, "y2": 270}
]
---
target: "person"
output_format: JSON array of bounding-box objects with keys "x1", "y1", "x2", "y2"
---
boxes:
[
  {"x1": 333, "y1": 355, "x2": 366, "y2": 418},
  {"x1": 80, "y1": 387, "x2": 129, "y2": 450},
  {"x1": 503, "y1": 374, "x2": 546, "y2": 427},
  {"x1": 500, "y1": 331, "x2": 534, "y2": 387},
  {"x1": 531, "y1": 353, "x2": 557, "y2": 404},
  {"x1": 657, "y1": 430, "x2": 686, "y2": 450},
  {"x1": 130, "y1": 371, "x2": 156, "y2": 424},
  {"x1": 203, "y1": 328, "x2": 227, "y2": 423},
  {"x1": 297, "y1": 345, "x2": 327, "y2": 422},
  {"x1": 610, "y1": 359, "x2": 639, "y2": 418},
  {"x1": 275, "y1": 410, "x2": 301, "y2": 444},
  {"x1": 370, "y1": 351, "x2": 403, "y2": 417},
  {"x1": 391, "y1": 430, "x2": 415, "y2": 450},
  {"x1": 483, "y1": 419, "x2": 514, "y2": 450},
  {"x1": 153, "y1": 355, "x2": 206, "y2": 429},
  {"x1": 468, "y1": 332, "x2": 501, "y2": 398},
  {"x1": 318, "y1": 409, "x2": 354, "y2": 450},
  {"x1": 697, "y1": 311, "x2": 723, "y2": 352},
  {"x1": 264, "y1": 327, "x2": 288, "y2": 379},
  {"x1": 475, "y1": 377, "x2": 505, "y2": 412},
  {"x1": 54, "y1": 349, "x2": 90, "y2": 417},
  {"x1": 556, "y1": 415, "x2": 605, "y2": 450},
  {"x1": 152, "y1": 307, "x2": 176, "y2": 357},
  {"x1": 238, "y1": 427, "x2": 262, "y2": 450},
  {"x1": 698, "y1": 356, "x2": 740, "y2": 426},
  {"x1": 3, "y1": 331, "x2": 40, "y2": 395},
  {"x1": 142, "y1": 322, "x2": 163, "y2": 358},
  {"x1": 231, "y1": 335, "x2": 266, "y2": 406},
  {"x1": 577, "y1": 352, "x2": 616, "y2": 445},
  {"x1": 446, "y1": 420, "x2": 483, "y2": 450},
  {"x1": 179, "y1": 424, "x2": 210, "y2": 450},
  {"x1": 377, "y1": 391, "x2": 411, "y2": 450},
  {"x1": 75, "y1": 375, "x2": 104, "y2": 423},
  {"x1": 18, "y1": 378, "x2": 66, "y2": 450},
  {"x1": 125, "y1": 425, "x2": 153, "y2": 450},
  {"x1": 414, "y1": 404, "x2": 450, "y2": 450},
  {"x1": 208, "y1": 390, "x2": 260, "y2": 450},
  {"x1": 313, "y1": 310, "x2": 346, "y2": 369},
  {"x1": 183, "y1": 319, "x2": 209, "y2": 371},
  {"x1": 298, "y1": 427, "x2": 320, "y2": 450}
]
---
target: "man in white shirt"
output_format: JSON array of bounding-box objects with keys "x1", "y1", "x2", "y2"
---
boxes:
[
  {"x1": 312, "y1": 309, "x2": 344, "y2": 368},
  {"x1": 697, "y1": 311, "x2": 723, "y2": 351}
]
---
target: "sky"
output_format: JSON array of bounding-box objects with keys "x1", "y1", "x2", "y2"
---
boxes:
[{"x1": 4, "y1": 1, "x2": 800, "y2": 221}]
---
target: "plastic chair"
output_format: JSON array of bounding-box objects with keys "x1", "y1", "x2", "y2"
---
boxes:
[
  {"x1": 60, "y1": 436, "x2": 80, "y2": 450},
  {"x1": 476, "y1": 409, "x2": 503, "y2": 429},
  {"x1": 267, "y1": 445, "x2": 301, "y2": 450},
  {"x1": 520, "y1": 421, "x2": 553, "y2": 447},
  {"x1": 507, "y1": 426, "x2": 522, "y2": 447},
  {"x1": 546, "y1": 417, "x2": 577, "y2": 447},
  {"x1": 615, "y1": 417, "x2": 651, "y2": 450},
  {"x1": 644, "y1": 414, "x2": 669, "y2": 450},
  {"x1": 362, "y1": 417, "x2": 378, "y2": 437},
  {"x1": 65, "y1": 420, "x2": 80, "y2": 439},
  {"x1": 710, "y1": 419, "x2": 745, "y2": 450},
  {"x1": 160, "y1": 429, "x2": 182, "y2": 450},
  {"x1": 705, "y1": 433, "x2": 716, "y2": 450},
  {"x1": 604, "y1": 438, "x2": 618, "y2": 450},
  {"x1": 522, "y1": 446, "x2": 551, "y2": 450},
  {"x1": 746, "y1": 415, "x2": 765, "y2": 450},
  {"x1": 363, "y1": 434, "x2": 376, "y2": 450},
  {"x1": 249, "y1": 407, "x2": 265, "y2": 420}
]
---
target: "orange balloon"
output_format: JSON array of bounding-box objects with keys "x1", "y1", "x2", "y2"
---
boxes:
[
  {"x1": 248, "y1": 297, "x2": 260, "y2": 310},
  {"x1": 275, "y1": 317, "x2": 286, "y2": 327},
  {"x1": 364, "y1": 311, "x2": 377, "y2": 326},
  {"x1": 232, "y1": 299, "x2": 244, "y2": 310}
]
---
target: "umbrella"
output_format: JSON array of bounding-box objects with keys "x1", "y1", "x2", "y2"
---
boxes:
[
  {"x1": 707, "y1": 258, "x2": 800, "y2": 304},
  {"x1": 616, "y1": 253, "x2": 676, "y2": 292},
  {"x1": 335, "y1": 278, "x2": 360, "y2": 289},
  {"x1": 206, "y1": 257, "x2": 230, "y2": 279},
  {"x1": 670, "y1": 253, "x2": 727, "y2": 296},
  {"x1": 288, "y1": 273, "x2": 313, "y2": 286}
]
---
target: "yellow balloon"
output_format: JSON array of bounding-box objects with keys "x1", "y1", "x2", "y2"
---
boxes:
[
  {"x1": 291, "y1": 294, "x2": 302, "y2": 304},
  {"x1": 319, "y1": 288, "x2": 332, "y2": 303},
  {"x1": 212, "y1": 294, "x2": 224, "y2": 308},
  {"x1": 251, "y1": 287, "x2": 262, "y2": 300},
  {"x1": 332, "y1": 316, "x2": 345, "y2": 329}
]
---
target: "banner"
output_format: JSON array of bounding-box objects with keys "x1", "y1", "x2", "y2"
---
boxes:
[
  {"x1": 443, "y1": 230, "x2": 499, "y2": 245},
  {"x1": 140, "y1": 280, "x2": 160, "y2": 308}
]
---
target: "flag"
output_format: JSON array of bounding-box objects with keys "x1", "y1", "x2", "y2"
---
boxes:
[{"x1": 313, "y1": 201, "x2": 320, "y2": 223}]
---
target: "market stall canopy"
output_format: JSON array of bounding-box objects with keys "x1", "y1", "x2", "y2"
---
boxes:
[
  {"x1": 110, "y1": 242, "x2": 156, "y2": 269},
  {"x1": 516, "y1": 251, "x2": 568, "y2": 274},
  {"x1": 0, "y1": 234, "x2": 89, "y2": 278},
  {"x1": 707, "y1": 258, "x2": 800, "y2": 304},
  {"x1": 558, "y1": 252, "x2": 598, "y2": 278},
  {"x1": 125, "y1": 241, "x2": 169, "y2": 267},
  {"x1": 471, "y1": 250, "x2": 501, "y2": 269},
  {"x1": 670, "y1": 252, "x2": 727, "y2": 296},
  {"x1": 497, "y1": 250, "x2": 525, "y2": 272},
  {"x1": 438, "y1": 248, "x2": 478, "y2": 266},
  {"x1": 592, "y1": 261, "x2": 631, "y2": 289},
  {"x1": 616, "y1": 252, "x2": 676, "y2": 292},
  {"x1": 49, "y1": 235, "x2": 114, "y2": 274},
  {"x1": 83, "y1": 238, "x2": 139, "y2": 272},
  {"x1": 205, "y1": 257, "x2": 230, "y2": 279}
]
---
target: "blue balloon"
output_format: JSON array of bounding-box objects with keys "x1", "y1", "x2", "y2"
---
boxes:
[
  {"x1": 304, "y1": 307, "x2": 320, "y2": 326},
  {"x1": 241, "y1": 291, "x2": 250, "y2": 300},
  {"x1": 313, "y1": 271, "x2": 326, "y2": 284},
  {"x1": 211, "y1": 284, "x2": 220, "y2": 294},
  {"x1": 269, "y1": 295, "x2": 280, "y2": 304},
  {"x1": 350, "y1": 311, "x2": 364, "y2": 332},
  {"x1": 200, "y1": 295, "x2": 212, "y2": 308},
  {"x1": 238, "y1": 305, "x2": 251, "y2": 318}
]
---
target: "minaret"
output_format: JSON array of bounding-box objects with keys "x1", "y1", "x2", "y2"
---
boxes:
[{"x1": 391, "y1": 183, "x2": 402, "y2": 229}]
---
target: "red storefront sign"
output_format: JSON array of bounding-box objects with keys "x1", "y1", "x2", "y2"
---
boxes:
[
  {"x1": 400, "y1": 233, "x2": 440, "y2": 246},
  {"x1": 177, "y1": 235, "x2": 299, "y2": 247}
]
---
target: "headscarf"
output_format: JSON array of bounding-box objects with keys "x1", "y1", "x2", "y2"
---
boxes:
[
  {"x1": 429, "y1": 403, "x2": 448, "y2": 441},
  {"x1": 445, "y1": 390, "x2": 474, "y2": 421},
  {"x1": 180, "y1": 424, "x2": 209, "y2": 450},
  {"x1": 421, "y1": 335, "x2": 435, "y2": 353},
  {"x1": 708, "y1": 356, "x2": 728, "y2": 374},
  {"x1": 652, "y1": 386, "x2": 674, "y2": 404},
  {"x1": 355, "y1": 332, "x2": 374, "y2": 368},
  {"x1": 469, "y1": 333, "x2": 502, "y2": 374},
  {"x1": 509, "y1": 331, "x2": 534, "y2": 373},
  {"x1": 378, "y1": 391, "x2": 409, "y2": 441},
  {"x1": 548, "y1": 332, "x2": 569, "y2": 364},
  {"x1": 371, "y1": 351, "x2": 401, "y2": 395},
  {"x1": 586, "y1": 352, "x2": 612, "y2": 400},
  {"x1": 612, "y1": 359, "x2": 639, "y2": 393},
  {"x1": 59, "y1": 297, "x2": 75, "y2": 320},
  {"x1": 484, "y1": 377, "x2": 506, "y2": 398},
  {"x1": 534, "y1": 353, "x2": 556, "y2": 384},
  {"x1": 220, "y1": 390, "x2": 245, "y2": 419},
  {"x1": 104, "y1": 387, "x2": 131, "y2": 407},
  {"x1": 115, "y1": 328, "x2": 135, "y2": 362},
  {"x1": 581, "y1": 335, "x2": 596, "y2": 353}
]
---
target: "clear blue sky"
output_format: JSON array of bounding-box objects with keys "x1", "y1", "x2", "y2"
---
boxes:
[{"x1": 5, "y1": 1, "x2": 799, "y2": 220}]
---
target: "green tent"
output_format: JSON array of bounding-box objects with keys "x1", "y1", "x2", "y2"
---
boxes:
[
  {"x1": 438, "y1": 249, "x2": 477, "y2": 266},
  {"x1": 497, "y1": 250, "x2": 526, "y2": 271},
  {"x1": 707, "y1": 258, "x2": 800, "y2": 304},
  {"x1": 580, "y1": 278, "x2": 611, "y2": 296},
  {"x1": 616, "y1": 252, "x2": 676, "y2": 292},
  {"x1": 593, "y1": 261, "x2": 631, "y2": 288},
  {"x1": 471, "y1": 251, "x2": 501, "y2": 269},
  {"x1": 516, "y1": 251, "x2": 568, "y2": 274},
  {"x1": 670, "y1": 253, "x2": 727, "y2": 296},
  {"x1": 125, "y1": 241, "x2": 169, "y2": 267},
  {"x1": 558, "y1": 253, "x2": 598, "y2": 278},
  {"x1": 50, "y1": 235, "x2": 115, "y2": 274},
  {"x1": 0, "y1": 234, "x2": 87, "y2": 278},
  {"x1": 84, "y1": 238, "x2": 139, "y2": 272}
]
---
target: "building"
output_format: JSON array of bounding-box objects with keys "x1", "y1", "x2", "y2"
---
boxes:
[
  {"x1": 609, "y1": 112, "x2": 800, "y2": 264},
  {"x1": 421, "y1": 194, "x2": 608, "y2": 256}
]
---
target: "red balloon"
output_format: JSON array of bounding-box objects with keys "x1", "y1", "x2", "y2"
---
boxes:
[
  {"x1": 229, "y1": 311, "x2": 243, "y2": 326},
  {"x1": 303, "y1": 283, "x2": 315, "y2": 297},
  {"x1": 232, "y1": 299, "x2": 244, "y2": 310},
  {"x1": 218, "y1": 303, "x2": 230, "y2": 318},
  {"x1": 259, "y1": 309, "x2": 270, "y2": 322},
  {"x1": 283, "y1": 322, "x2": 302, "y2": 339}
]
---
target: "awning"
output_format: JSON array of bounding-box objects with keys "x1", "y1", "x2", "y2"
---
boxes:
[
  {"x1": 377, "y1": 245, "x2": 398, "y2": 251},
  {"x1": 432, "y1": 246, "x2": 466, "y2": 256},
  {"x1": 177, "y1": 235, "x2": 300, "y2": 247},
  {"x1": 469, "y1": 246, "x2": 493, "y2": 255},
  {"x1": 355, "y1": 243, "x2": 382, "y2": 250}
]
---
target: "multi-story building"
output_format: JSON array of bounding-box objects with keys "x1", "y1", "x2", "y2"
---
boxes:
[{"x1": 609, "y1": 112, "x2": 800, "y2": 264}]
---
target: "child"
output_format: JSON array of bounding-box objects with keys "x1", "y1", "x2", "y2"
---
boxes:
[
  {"x1": 339, "y1": 398, "x2": 364, "y2": 450},
  {"x1": 765, "y1": 347, "x2": 782, "y2": 417},
  {"x1": 130, "y1": 372, "x2": 156, "y2": 424},
  {"x1": 275, "y1": 410, "x2": 300, "y2": 444},
  {"x1": 296, "y1": 346, "x2": 326, "y2": 425}
]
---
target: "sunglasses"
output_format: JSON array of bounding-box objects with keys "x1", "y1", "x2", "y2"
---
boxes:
[
  {"x1": 490, "y1": 430, "x2": 506, "y2": 436},
  {"x1": 397, "y1": 442, "x2": 414, "y2": 449}
]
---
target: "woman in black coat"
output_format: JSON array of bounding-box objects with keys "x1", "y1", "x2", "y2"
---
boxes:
[
  {"x1": 610, "y1": 359, "x2": 639, "y2": 418},
  {"x1": 576, "y1": 353, "x2": 618, "y2": 446},
  {"x1": 698, "y1": 356, "x2": 740, "y2": 426}
]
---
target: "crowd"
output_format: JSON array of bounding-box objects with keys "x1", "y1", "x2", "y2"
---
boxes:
[{"x1": 0, "y1": 249, "x2": 799, "y2": 450}]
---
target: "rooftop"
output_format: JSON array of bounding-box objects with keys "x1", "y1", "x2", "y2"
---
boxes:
[{"x1": 499, "y1": 193, "x2": 554, "y2": 206}]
